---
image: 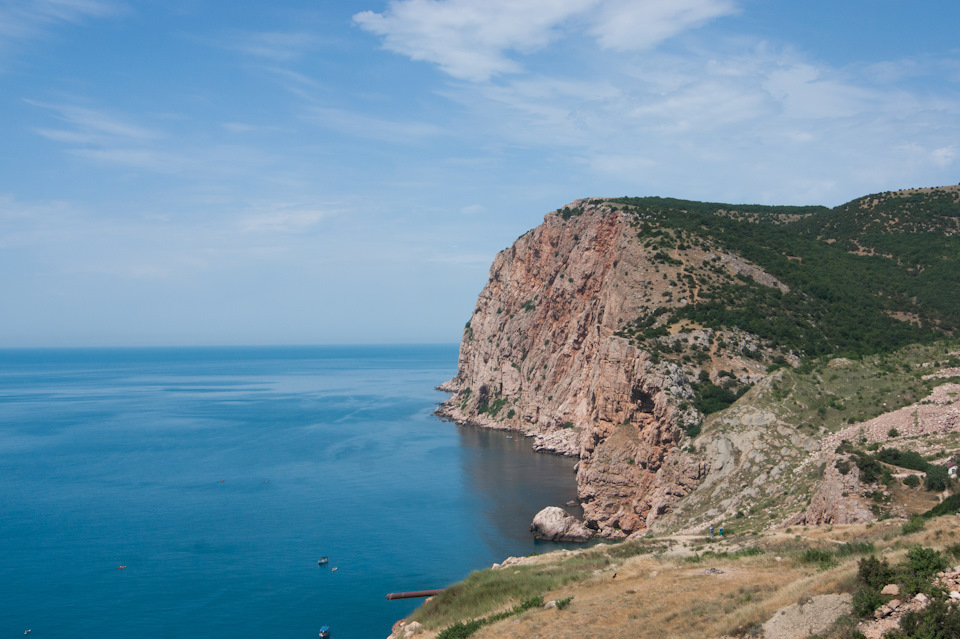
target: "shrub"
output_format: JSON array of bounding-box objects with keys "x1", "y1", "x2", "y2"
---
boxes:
[
  {"x1": 923, "y1": 493, "x2": 960, "y2": 518},
  {"x1": 885, "y1": 598, "x2": 960, "y2": 638},
  {"x1": 555, "y1": 596, "x2": 573, "y2": 610},
  {"x1": 857, "y1": 556, "x2": 894, "y2": 591},
  {"x1": 852, "y1": 555, "x2": 895, "y2": 618},
  {"x1": 852, "y1": 586, "x2": 887, "y2": 618},
  {"x1": 924, "y1": 465, "x2": 950, "y2": 492},
  {"x1": 836, "y1": 541, "x2": 876, "y2": 557},
  {"x1": 799, "y1": 548, "x2": 836, "y2": 570},
  {"x1": 902, "y1": 516, "x2": 925, "y2": 535},
  {"x1": 437, "y1": 619, "x2": 485, "y2": 639},
  {"x1": 903, "y1": 546, "x2": 947, "y2": 580},
  {"x1": 903, "y1": 474, "x2": 920, "y2": 488}
]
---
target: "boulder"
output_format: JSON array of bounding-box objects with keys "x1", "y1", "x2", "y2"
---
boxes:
[
  {"x1": 881, "y1": 584, "x2": 900, "y2": 596},
  {"x1": 530, "y1": 507, "x2": 593, "y2": 542}
]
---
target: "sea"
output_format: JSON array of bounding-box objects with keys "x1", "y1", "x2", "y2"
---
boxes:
[{"x1": 0, "y1": 345, "x2": 582, "y2": 639}]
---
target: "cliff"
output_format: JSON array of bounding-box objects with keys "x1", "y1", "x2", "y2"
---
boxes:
[
  {"x1": 437, "y1": 200, "x2": 784, "y2": 537},
  {"x1": 438, "y1": 189, "x2": 960, "y2": 538}
]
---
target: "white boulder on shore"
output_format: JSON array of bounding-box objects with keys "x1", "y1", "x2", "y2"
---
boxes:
[{"x1": 530, "y1": 506, "x2": 593, "y2": 542}]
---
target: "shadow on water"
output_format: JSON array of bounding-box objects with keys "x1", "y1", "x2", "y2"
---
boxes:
[{"x1": 455, "y1": 425, "x2": 586, "y2": 553}]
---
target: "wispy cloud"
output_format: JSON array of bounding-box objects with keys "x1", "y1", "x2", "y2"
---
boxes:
[
  {"x1": 354, "y1": 0, "x2": 737, "y2": 81},
  {"x1": 434, "y1": 38, "x2": 960, "y2": 204},
  {"x1": 303, "y1": 106, "x2": 444, "y2": 143},
  {"x1": 28, "y1": 100, "x2": 161, "y2": 145},
  {"x1": 215, "y1": 30, "x2": 320, "y2": 61},
  {"x1": 0, "y1": 0, "x2": 119, "y2": 59},
  {"x1": 587, "y1": 0, "x2": 737, "y2": 51},
  {"x1": 239, "y1": 203, "x2": 335, "y2": 234},
  {"x1": 0, "y1": 194, "x2": 80, "y2": 248}
]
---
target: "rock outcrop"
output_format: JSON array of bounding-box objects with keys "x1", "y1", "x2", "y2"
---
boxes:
[
  {"x1": 761, "y1": 594, "x2": 852, "y2": 639},
  {"x1": 437, "y1": 200, "x2": 776, "y2": 537},
  {"x1": 438, "y1": 193, "x2": 960, "y2": 538},
  {"x1": 529, "y1": 506, "x2": 593, "y2": 542}
]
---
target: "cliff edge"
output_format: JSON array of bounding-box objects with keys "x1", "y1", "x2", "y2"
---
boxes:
[{"x1": 438, "y1": 189, "x2": 960, "y2": 538}]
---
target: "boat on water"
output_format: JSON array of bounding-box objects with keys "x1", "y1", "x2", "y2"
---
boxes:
[
  {"x1": 319, "y1": 626, "x2": 331, "y2": 638},
  {"x1": 317, "y1": 557, "x2": 329, "y2": 566}
]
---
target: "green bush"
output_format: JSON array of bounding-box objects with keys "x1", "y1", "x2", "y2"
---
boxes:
[
  {"x1": 852, "y1": 555, "x2": 895, "y2": 618},
  {"x1": 899, "y1": 546, "x2": 948, "y2": 596},
  {"x1": 857, "y1": 556, "x2": 895, "y2": 591},
  {"x1": 902, "y1": 516, "x2": 926, "y2": 535},
  {"x1": 923, "y1": 493, "x2": 960, "y2": 518},
  {"x1": 437, "y1": 619, "x2": 485, "y2": 639},
  {"x1": 904, "y1": 546, "x2": 948, "y2": 580},
  {"x1": 885, "y1": 598, "x2": 960, "y2": 638},
  {"x1": 835, "y1": 541, "x2": 876, "y2": 557},
  {"x1": 924, "y1": 465, "x2": 950, "y2": 491},
  {"x1": 903, "y1": 474, "x2": 921, "y2": 488},
  {"x1": 852, "y1": 586, "x2": 887, "y2": 618}
]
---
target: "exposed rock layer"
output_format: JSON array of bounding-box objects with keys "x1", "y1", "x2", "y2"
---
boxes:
[
  {"x1": 438, "y1": 202, "x2": 689, "y2": 537},
  {"x1": 438, "y1": 195, "x2": 960, "y2": 538}
]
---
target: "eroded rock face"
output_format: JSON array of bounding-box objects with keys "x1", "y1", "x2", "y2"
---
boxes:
[
  {"x1": 437, "y1": 202, "x2": 689, "y2": 537},
  {"x1": 530, "y1": 506, "x2": 593, "y2": 542},
  {"x1": 786, "y1": 458, "x2": 875, "y2": 526}
]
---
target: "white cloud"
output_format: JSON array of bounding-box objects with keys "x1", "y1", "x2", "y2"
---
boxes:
[
  {"x1": 354, "y1": 0, "x2": 737, "y2": 81},
  {"x1": 354, "y1": 0, "x2": 595, "y2": 81},
  {"x1": 433, "y1": 37, "x2": 960, "y2": 204},
  {"x1": 239, "y1": 205, "x2": 333, "y2": 234},
  {"x1": 0, "y1": 0, "x2": 118, "y2": 59},
  {"x1": 588, "y1": 0, "x2": 737, "y2": 51}
]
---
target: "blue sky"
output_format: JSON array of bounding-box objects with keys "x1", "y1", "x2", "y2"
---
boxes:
[{"x1": 1, "y1": 0, "x2": 958, "y2": 347}]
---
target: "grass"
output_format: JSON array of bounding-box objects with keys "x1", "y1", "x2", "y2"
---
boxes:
[
  {"x1": 401, "y1": 516, "x2": 960, "y2": 639},
  {"x1": 409, "y1": 550, "x2": 610, "y2": 629}
]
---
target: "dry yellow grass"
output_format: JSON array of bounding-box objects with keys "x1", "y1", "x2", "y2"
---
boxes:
[{"x1": 400, "y1": 517, "x2": 960, "y2": 639}]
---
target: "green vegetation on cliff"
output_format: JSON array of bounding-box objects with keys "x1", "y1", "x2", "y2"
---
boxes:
[{"x1": 611, "y1": 188, "x2": 960, "y2": 360}]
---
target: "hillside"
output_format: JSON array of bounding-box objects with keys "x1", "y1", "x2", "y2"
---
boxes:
[
  {"x1": 436, "y1": 186, "x2": 960, "y2": 539},
  {"x1": 392, "y1": 513, "x2": 960, "y2": 639}
]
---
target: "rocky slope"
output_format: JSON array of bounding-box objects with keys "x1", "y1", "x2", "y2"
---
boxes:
[{"x1": 438, "y1": 189, "x2": 960, "y2": 539}]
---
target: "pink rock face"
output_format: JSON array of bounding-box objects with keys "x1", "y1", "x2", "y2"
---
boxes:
[{"x1": 437, "y1": 201, "x2": 694, "y2": 537}]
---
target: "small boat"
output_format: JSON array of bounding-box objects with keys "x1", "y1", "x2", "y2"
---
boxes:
[
  {"x1": 317, "y1": 557, "x2": 329, "y2": 566},
  {"x1": 319, "y1": 626, "x2": 331, "y2": 638}
]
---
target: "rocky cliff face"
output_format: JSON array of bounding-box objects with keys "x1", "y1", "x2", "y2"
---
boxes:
[
  {"x1": 439, "y1": 193, "x2": 960, "y2": 539},
  {"x1": 438, "y1": 200, "x2": 775, "y2": 537}
]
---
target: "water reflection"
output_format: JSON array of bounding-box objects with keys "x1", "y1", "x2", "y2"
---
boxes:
[{"x1": 456, "y1": 425, "x2": 585, "y2": 553}]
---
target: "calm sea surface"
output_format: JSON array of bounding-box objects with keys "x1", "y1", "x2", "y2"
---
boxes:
[{"x1": 0, "y1": 345, "x2": 581, "y2": 639}]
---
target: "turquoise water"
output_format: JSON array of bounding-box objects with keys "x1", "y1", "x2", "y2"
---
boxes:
[{"x1": 0, "y1": 345, "x2": 581, "y2": 638}]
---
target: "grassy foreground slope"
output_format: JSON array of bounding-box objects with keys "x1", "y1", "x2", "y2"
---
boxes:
[{"x1": 402, "y1": 514, "x2": 960, "y2": 639}]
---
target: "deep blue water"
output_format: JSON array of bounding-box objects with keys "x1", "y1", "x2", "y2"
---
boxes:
[{"x1": 0, "y1": 345, "x2": 581, "y2": 639}]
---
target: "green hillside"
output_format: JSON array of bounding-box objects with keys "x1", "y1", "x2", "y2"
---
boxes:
[{"x1": 610, "y1": 187, "x2": 960, "y2": 360}]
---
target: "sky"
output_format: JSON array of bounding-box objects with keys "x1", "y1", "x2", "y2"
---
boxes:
[{"x1": 1, "y1": 0, "x2": 958, "y2": 347}]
